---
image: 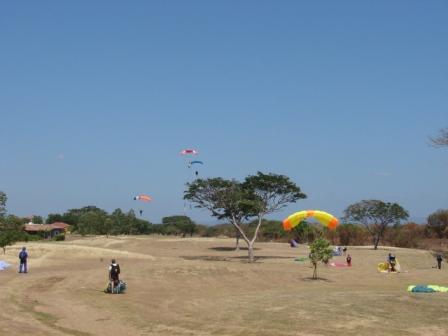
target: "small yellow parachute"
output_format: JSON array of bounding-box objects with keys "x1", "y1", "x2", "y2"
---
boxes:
[
  {"x1": 283, "y1": 210, "x2": 339, "y2": 231},
  {"x1": 378, "y1": 260, "x2": 401, "y2": 273}
]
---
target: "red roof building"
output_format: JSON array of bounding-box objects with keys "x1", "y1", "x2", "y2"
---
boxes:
[{"x1": 23, "y1": 222, "x2": 70, "y2": 238}]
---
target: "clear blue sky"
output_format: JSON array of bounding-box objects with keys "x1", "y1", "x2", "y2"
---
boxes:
[{"x1": 1, "y1": 1, "x2": 447, "y2": 224}]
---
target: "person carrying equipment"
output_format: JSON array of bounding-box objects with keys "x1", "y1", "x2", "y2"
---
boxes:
[
  {"x1": 108, "y1": 259, "x2": 121, "y2": 293},
  {"x1": 387, "y1": 253, "x2": 397, "y2": 272},
  {"x1": 18, "y1": 247, "x2": 28, "y2": 273}
]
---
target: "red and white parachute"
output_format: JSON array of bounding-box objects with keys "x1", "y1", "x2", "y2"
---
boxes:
[{"x1": 180, "y1": 149, "x2": 198, "y2": 155}]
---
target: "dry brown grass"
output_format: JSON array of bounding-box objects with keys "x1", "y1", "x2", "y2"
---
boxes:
[{"x1": 1, "y1": 236, "x2": 447, "y2": 336}]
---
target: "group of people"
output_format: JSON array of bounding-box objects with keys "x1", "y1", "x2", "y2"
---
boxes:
[
  {"x1": 13, "y1": 245, "x2": 444, "y2": 293},
  {"x1": 15, "y1": 246, "x2": 123, "y2": 293}
]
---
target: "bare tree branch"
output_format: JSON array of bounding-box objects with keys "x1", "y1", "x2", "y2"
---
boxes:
[{"x1": 429, "y1": 127, "x2": 448, "y2": 147}]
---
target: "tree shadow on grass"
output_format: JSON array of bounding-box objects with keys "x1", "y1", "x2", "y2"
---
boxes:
[
  {"x1": 301, "y1": 277, "x2": 332, "y2": 282},
  {"x1": 181, "y1": 256, "x2": 230, "y2": 262},
  {"x1": 229, "y1": 255, "x2": 294, "y2": 260},
  {"x1": 180, "y1": 255, "x2": 293, "y2": 263},
  {"x1": 208, "y1": 247, "x2": 259, "y2": 252}
]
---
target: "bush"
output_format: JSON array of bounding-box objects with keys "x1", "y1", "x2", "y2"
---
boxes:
[
  {"x1": 426, "y1": 210, "x2": 448, "y2": 238},
  {"x1": 53, "y1": 234, "x2": 65, "y2": 241},
  {"x1": 384, "y1": 223, "x2": 425, "y2": 248},
  {"x1": 22, "y1": 233, "x2": 42, "y2": 242}
]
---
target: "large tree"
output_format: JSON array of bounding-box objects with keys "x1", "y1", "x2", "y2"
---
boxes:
[
  {"x1": 343, "y1": 200, "x2": 409, "y2": 249},
  {"x1": 46, "y1": 213, "x2": 64, "y2": 224},
  {"x1": 430, "y1": 127, "x2": 448, "y2": 147},
  {"x1": 185, "y1": 178, "x2": 253, "y2": 252},
  {"x1": 426, "y1": 209, "x2": 448, "y2": 238},
  {"x1": 162, "y1": 215, "x2": 197, "y2": 237},
  {"x1": 184, "y1": 173, "x2": 305, "y2": 262},
  {"x1": 0, "y1": 215, "x2": 23, "y2": 253},
  {"x1": 242, "y1": 172, "x2": 306, "y2": 261}
]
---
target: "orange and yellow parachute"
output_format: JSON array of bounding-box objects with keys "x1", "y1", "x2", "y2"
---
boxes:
[
  {"x1": 283, "y1": 210, "x2": 339, "y2": 231},
  {"x1": 133, "y1": 195, "x2": 152, "y2": 202}
]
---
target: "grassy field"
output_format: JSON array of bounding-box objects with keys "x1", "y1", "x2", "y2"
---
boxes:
[{"x1": 1, "y1": 236, "x2": 447, "y2": 336}]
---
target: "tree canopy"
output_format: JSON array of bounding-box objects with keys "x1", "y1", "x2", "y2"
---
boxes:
[
  {"x1": 162, "y1": 215, "x2": 197, "y2": 237},
  {"x1": 430, "y1": 127, "x2": 448, "y2": 147},
  {"x1": 309, "y1": 238, "x2": 333, "y2": 279},
  {"x1": 426, "y1": 209, "x2": 448, "y2": 238},
  {"x1": 185, "y1": 172, "x2": 305, "y2": 262},
  {"x1": 343, "y1": 200, "x2": 409, "y2": 249}
]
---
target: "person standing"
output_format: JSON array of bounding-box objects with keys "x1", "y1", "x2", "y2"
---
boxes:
[
  {"x1": 346, "y1": 254, "x2": 352, "y2": 267},
  {"x1": 436, "y1": 254, "x2": 443, "y2": 270},
  {"x1": 18, "y1": 247, "x2": 28, "y2": 273},
  {"x1": 108, "y1": 259, "x2": 121, "y2": 293},
  {"x1": 387, "y1": 253, "x2": 397, "y2": 272}
]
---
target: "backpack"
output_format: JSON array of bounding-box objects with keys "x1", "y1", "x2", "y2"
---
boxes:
[{"x1": 110, "y1": 264, "x2": 120, "y2": 276}]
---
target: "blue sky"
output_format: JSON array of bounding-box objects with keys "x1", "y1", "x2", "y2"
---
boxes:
[{"x1": 1, "y1": 1, "x2": 447, "y2": 224}]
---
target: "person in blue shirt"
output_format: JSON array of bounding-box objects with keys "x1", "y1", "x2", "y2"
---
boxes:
[{"x1": 18, "y1": 247, "x2": 28, "y2": 273}]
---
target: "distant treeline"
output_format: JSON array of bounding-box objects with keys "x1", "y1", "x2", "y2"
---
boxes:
[
  {"x1": 1, "y1": 202, "x2": 448, "y2": 253},
  {"x1": 206, "y1": 216, "x2": 448, "y2": 251}
]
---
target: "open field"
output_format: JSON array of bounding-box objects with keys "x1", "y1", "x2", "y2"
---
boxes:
[{"x1": 1, "y1": 236, "x2": 447, "y2": 336}]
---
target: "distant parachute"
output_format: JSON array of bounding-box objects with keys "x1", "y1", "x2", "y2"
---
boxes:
[
  {"x1": 283, "y1": 210, "x2": 339, "y2": 231},
  {"x1": 180, "y1": 149, "x2": 198, "y2": 155},
  {"x1": 133, "y1": 195, "x2": 152, "y2": 202},
  {"x1": 188, "y1": 160, "x2": 204, "y2": 169}
]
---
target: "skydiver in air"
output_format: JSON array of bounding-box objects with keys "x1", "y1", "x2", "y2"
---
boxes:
[
  {"x1": 139, "y1": 210, "x2": 143, "y2": 216},
  {"x1": 195, "y1": 171, "x2": 198, "y2": 176}
]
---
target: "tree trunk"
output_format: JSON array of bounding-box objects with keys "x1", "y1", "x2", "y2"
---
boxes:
[
  {"x1": 313, "y1": 263, "x2": 317, "y2": 279},
  {"x1": 248, "y1": 242, "x2": 255, "y2": 263},
  {"x1": 246, "y1": 216, "x2": 264, "y2": 263},
  {"x1": 374, "y1": 235, "x2": 381, "y2": 250},
  {"x1": 2, "y1": 247, "x2": 5, "y2": 254},
  {"x1": 235, "y1": 230, "x2": 240, "y2": 251}
]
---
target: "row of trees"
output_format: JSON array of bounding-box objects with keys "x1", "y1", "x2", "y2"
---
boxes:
[
  {"x1": 195, "y1": 212, "x2": 448, "y2": 248},
  {"x1": 47, "y1": 207, "x2": 200, "y2": 237},
  {"x1": 2, "y1": 181, "x2": 448, "y2": 261}
]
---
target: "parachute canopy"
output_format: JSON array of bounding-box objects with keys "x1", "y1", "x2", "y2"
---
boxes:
[
  {"x1": 190, "y1": 160, "x2": 203, "y2": 165},
  {"x1": 283, "y1": 210, "x2": 339, "y2": 231},
  {"x1": 181, "y1": 149, "x2": 198, "y2": 155},
  {"x1": 133, "y1": 195, "x2": 152, "y2": 202}
]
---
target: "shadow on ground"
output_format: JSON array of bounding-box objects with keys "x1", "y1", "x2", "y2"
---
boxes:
[
  {"x1": 208, "y1": 247, "x2": 259, "y2": 252},
  {"x1": 180, "y1": 255, "x2": 294, "y2": 262},
  {"x1": 301, "y1": 277, "x2": 332, "y2": 282}
]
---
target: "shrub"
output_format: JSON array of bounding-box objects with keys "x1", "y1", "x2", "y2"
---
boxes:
[{"x1": 53, "y1": 234, "x2": 66, "y2": 241}]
